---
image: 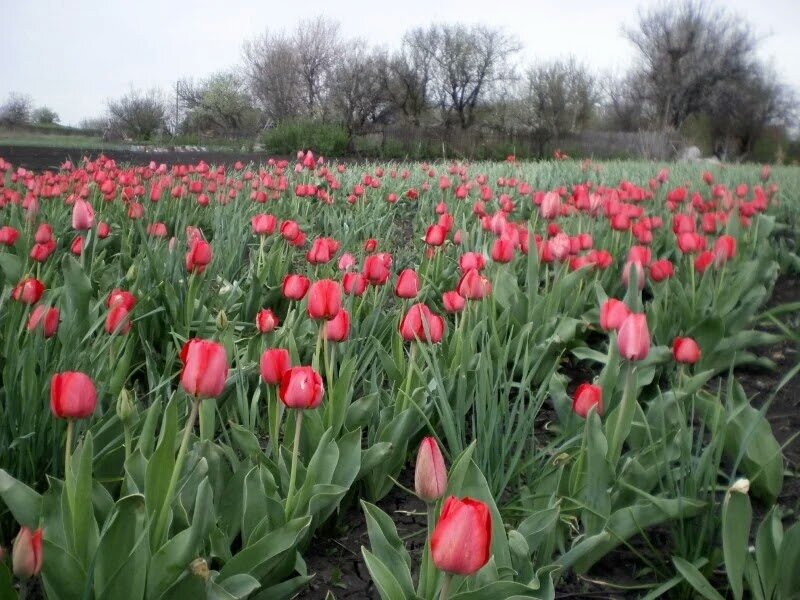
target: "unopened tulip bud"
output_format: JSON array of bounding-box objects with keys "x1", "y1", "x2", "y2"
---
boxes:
[
  {"x1": 12, "y1": 527, "x2": 43, "y2": 580},
  {"x1": 126, "y1": 264, "x2": 138, "y2": 282},
  {"x1": 116, "y1": 389, "x2": 137, "y2": 425},
  {"x1": 415, "y1": 437, "x2": 447, "y2": 502},
  {"x1": 216, "y1": 310, "x2": 229, "y2": 331}
]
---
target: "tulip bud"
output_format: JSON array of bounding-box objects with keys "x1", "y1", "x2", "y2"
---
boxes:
[
  {"x1": 260, "y1": 348, "x2": 292, "y2": 385},
  {"x1": 116, "y1": 388, "x2": 137, "y2": 425},
  {"x1": 126, "y1": 264, "x2": 138, "y2": 282},
  {"x1": 572, "y1": 383, "x2": 603, "y2": 418},
  {"x1": 180, "y1": 339, "x2": 229, "y2": 399},
  {"x1": 279, "y1": 366, "x2": 324, "y2": 409},
  {"x1": 672, "y1": 337, "x2": 701, "y2": 364},
  {"x1": 415, "y1": 437, "x2": 447, "y2": 502},
  {"x1": 599, "y1": 299, "x2": 630, "y2": 331},
  {"x1": 216, "y1": 310, "x2": 229, "y2": 331},
  {"x1": 12, "y1": 527, "x2": 43, "y2": 580},
  {"x1": 617, "y1": 313, "x2": 651, "y2": 361}
]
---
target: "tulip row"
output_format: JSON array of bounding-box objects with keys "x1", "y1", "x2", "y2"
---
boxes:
[{"x1": 0, "y1": 152, "x2": 796, "y2": 599}]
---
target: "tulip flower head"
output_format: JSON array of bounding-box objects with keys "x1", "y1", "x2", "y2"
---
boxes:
[
  {"x1": 600, "y1": 299, "x2": 630, "y2": 332},
  {"x1": 307, "y1": 279, "x2": 342, "y2": 320},
  {"x1": 260, "y1": 348, "x2": 292, "y2": 385},
  {"x1": 617, "y1": 313, "x2": 651, "y2": 361},
  {"x1": 673, "y1": 337, "x2": 701, "y2": 364},
  {"x1": 256, "y1": 308, "x2": 279, "y2": 333},
  {"x1": 180, "y1": 339, "x2": 228, "y2": 398},
  {"x1": 279, "y1": 366, "x2": 324, "y2": 409},
  {"x1": 12, "y1": 527, "x2": 43, "y2": 580},
  {"x1": 415, "y1": 437, "x2": 447, "y2": 502},
  {"x1": 573, "y1": 383, "x2": 604, "y2": 418},
  {"x1": 51, "y1": 371, "x2": 97, "y2": 419},
  {"x1": 431, "y1": 496, "x2": 492, "y2": 576}
]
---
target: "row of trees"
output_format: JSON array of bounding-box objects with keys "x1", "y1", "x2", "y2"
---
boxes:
[
  {"x1": 6, "y1": 1, "x2": 796, "y2": 159},
  {"x1": 0, "y1": 93, "x2": 60, "y2": 127}
]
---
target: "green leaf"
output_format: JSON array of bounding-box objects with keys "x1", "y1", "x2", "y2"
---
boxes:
[
  {"x1": 721, "y1": 488, "x2": 752, "y2": 600},
  {"x1": 94, "y1": 494, "x2": 149, "y2": 600},
  {"x1": 0, "y1": 468, "x2": 42, "y2": 528},
  {"x1": 41, "y1": 538, "x2": 88, "y2": 600},
  {"x1": 216, "y1": 574, "x2": 261, "y2": 598},
  {"x1": 672, "y1": 556, "x2": 725, "y2": 600},
  {"x1": 450, "y1": 580, "x2": 545, "y2": 599},
  {"x1": 146, "y1": 396, "x2": 179, "y2": 549},
  {"x1": 68, "y1": 433, "x2": 98, "y2": 566},
  {"x1": 217, "y1": 516, "x2": 310, "y2": 583},
  {"x1": 754, "y1": 508, "x2": 781, "y2": 600},
  {"x1": 0, "y1": 562, "x2": 15, "y2": 600},
  {"x1": 361, "y1": 548, "x2": 413, "y2": 600},
  {"x1": 777, "y1": 521, "x2": 800, "y2": 599},
  {"x1": 361, "y1": 501, "x2": 414, "y2": 596}
]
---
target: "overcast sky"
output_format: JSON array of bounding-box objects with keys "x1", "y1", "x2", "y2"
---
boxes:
[{"x1": 2, "y1": 0, "x2": 799, "y2": 126}]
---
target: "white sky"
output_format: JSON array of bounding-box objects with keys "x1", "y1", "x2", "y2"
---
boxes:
[{"x1": 2, "y1": 0, "x2": 798, "y2": 126}]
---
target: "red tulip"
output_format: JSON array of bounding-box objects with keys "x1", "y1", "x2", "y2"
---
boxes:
[
  {"x1": 282, "y1": 274, "x2": 311, "y2": 300},
  {"x1": 338, "y1": 252, "x2": 357, "y2": 271},
  {"x1": 185, "y1": 239, "x2": 213, "y2": 274},
  {"x1": 256, "y1": 308, "x2": 279, "y2": 333},
  {"x1": 148, "y1": 222, "x2": 168, "y2": 238},
  {"x1": 12, "y1": 278, "x2": 45, "y2": 305},
  {"x1": 97, "y1": 222, "x2": 111, "y2": 238},
  {"x1": 649, "y1": 259, "x2": 675, "y2": 282},
  {"x1": 27, "y1": 305, "x2": 60, "y2": 337},
  {"x1": 30, "y1": 240, "x2": 57, "y2": 262},
  {"x1": 600, "y1": 299, "x2": 630, "y2": 331},
  {"x1": 34, "y1": 223, "x2": 53, "y2": 244},
  {"x1": 431, "y1": 496, "x2": 492, "y2": 575},
  {"x1": 491, "y1": 238, "x2": 515, "y2": 263},
  {"x1": 343, "y1": 272, "x2": 368, "y2": 296},
  {"x1": 307, "y1": 279, "x2": 342, "y2": 320},
  {"x1": 12, "y1": 527, "x2": 43, "y2": 580},
  {"x1": 395, "y1": 269, "x2": 420, "y2": 299},
  {"x1": 364, "y1": 253, "x2": 392, "y2": 285},
  {"x1": 0, "y1": 226, "x2": 20, "y2": 246},
  {"x1": 105, "y1": 305, "x2": 133, "y2": 335},
  {"x1": 617, "y1": 313, "x2": 650, "y2": 361},
  {"x1": 622, "y1": 261, "x2": 646, "y2": 291},
  {"x1": 71, "y1": 236, "x2": 84, "y2": 256},
  {"x1": 180, "y1": 339, "x2": 228, "y2": 398},
  {"x1": 713, "y1": 235, "x2": 737, "y2": 265},
  {"x1": 326, "y1": 309, "x2": 351, "y2": 342},
  {"x1": 364, "y1": 238, "x2": 378, "y2": 253},
  {"x1": 442, "y1": 290, "x2": 466, "y2": 313},
  {"x1": 252, "y1": 213, "x2": 277, "y2": 235},
  {"x1": 72, "y1": 198, "x2": 95, "y2": 230},
  {"x1": 673, "y1": 337, "x2": 701, "y2": 364},
  {"x1": 573, "y1": 383, "x2": 603, "y2": 418},
  {"x1": 415, "y1": 437, "x2": 447, "y2": 502},
  {"x1": 457, "y1": 269, "x2": 492, "y2": 300},
  {"x1": 107, "y1": 289, "x2": 137, "y2": 311},
  {"x1": 279, "y1": 366, "x2": 324, "y2": 409},
  {"x1": 695, "y1": 251, "x2": 714, "y2": 273},
  {"x1": 50, "y1": 371, "x2": 97, "y2": 419},
  {"x1": 400, "y1": 303, "x2": 445, "y2": 343},
  {"x1": 280, "y1": 220, "x2": 300, "y2": 241},
  {"x1": 459, "y1": 252, "x2": 486, "y2": 273},
  {"x1": 425, "y1": 224, "x2": 447, "y2": 246},
  {"x1": 260, "y1": 348, "x2": 292, "y2": 385}
]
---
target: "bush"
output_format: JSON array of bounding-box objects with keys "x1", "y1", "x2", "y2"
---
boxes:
[{"x1": 263, "y1": 119, "x2": 349, "y2": 156}]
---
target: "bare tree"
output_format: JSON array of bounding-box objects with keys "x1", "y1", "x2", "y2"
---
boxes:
[
  {"x1": 624, "y1": 0, "x2": 757, "y2": 130},
  {"x1": 381, "y1": 30, "x2": 436, "y2": 126},
  {"x1": 0, "y1": 93, "x2": 33, "y2": 126},
  {"x1": 510, "y1": 59, "x2": 597, "y2": 156},
  {"x1": 244, "y1": 17, "x2": 341, "y2": 123},
  {"x1": 600, "y1": 72, "x2": 648, "y2": 132},
  {"x1": 243, "y1": 31, "x2": 304, "y2": 124},
  {"x1": 707, "y1": 63, "x2": 797, "y2": 159},
  {"x1": 406, "y1": 24, "x2": 520, "y2": 129},
  {"x1": 107, "y1": 89, "x2": 167, "y2": 140},
  {"x1": 329, "y1": 46, "x2": 393, "y2": 148},
  {"x1": 179, "y1": 72, "x2": 262, "y2": 137},
  {"x1": 31, "y1": 107, "x2": 60, "y2": 125}
]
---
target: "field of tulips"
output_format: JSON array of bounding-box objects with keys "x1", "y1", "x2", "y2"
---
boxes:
[{"x1": 0, "y1": 151, "x2": 799, "y2": 599}]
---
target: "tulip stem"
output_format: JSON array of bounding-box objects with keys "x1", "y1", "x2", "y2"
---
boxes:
[
  {"x1": 285, "y1": 411, "x2": 304, "y2": 519},
  {"x1": 421, "y1": 502, "x2": 437, "y2": 598},
  {"x1": 153, "y1": 397, "x2": 200, "y2": 549},
  {"x1": 439, "y1": 573, "x2": 453, "y2": 600},
  {"x1": 401, "y1": 344, "x2": 417, "y2": 413},
  {"x1": 607, "y1": 365, "x2": 636, "y2": 467},
  {"x1": 65, "y1": 419, "x2": 74, "y2": 476}
]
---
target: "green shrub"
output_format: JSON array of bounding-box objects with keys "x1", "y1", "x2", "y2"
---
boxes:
[{"x1": 264, "y1": 120, "x2": 349, "y2": 156}]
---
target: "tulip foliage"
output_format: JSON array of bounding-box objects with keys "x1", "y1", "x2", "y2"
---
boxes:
[{"x1": 0, "y1": 152, "x2": 797, "y2": 599}]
